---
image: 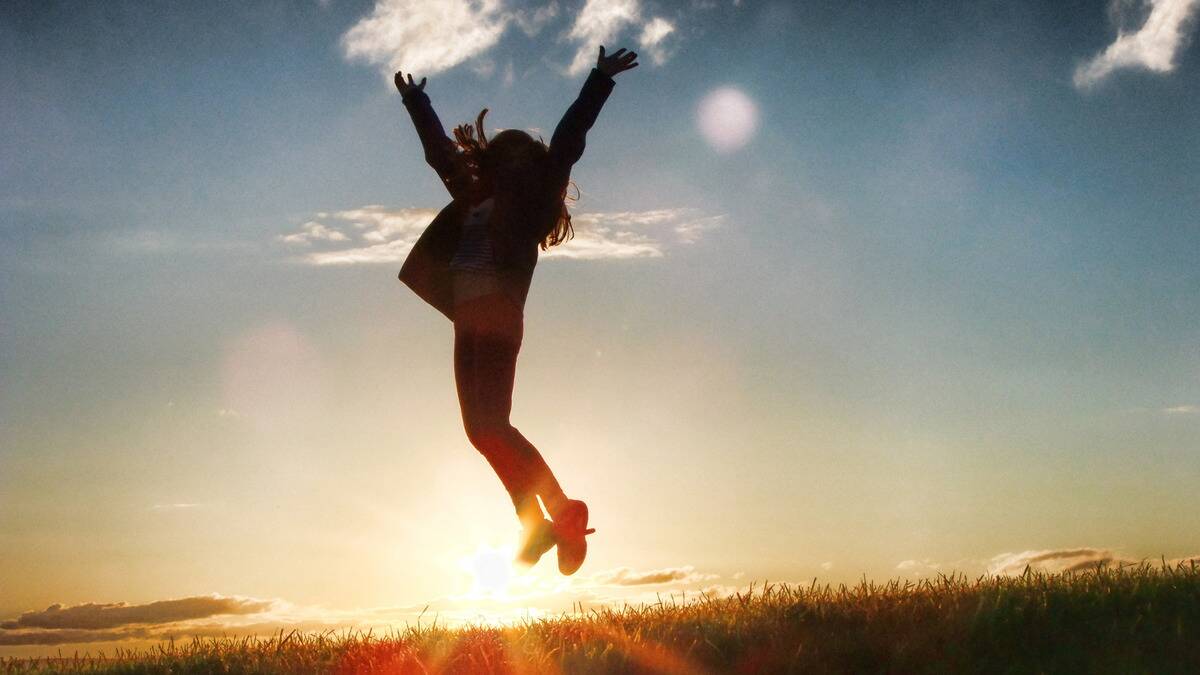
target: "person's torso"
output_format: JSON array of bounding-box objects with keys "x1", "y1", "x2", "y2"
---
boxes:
[{"x1": 449, "y1": 197, "x2": 497, "y2": 273}]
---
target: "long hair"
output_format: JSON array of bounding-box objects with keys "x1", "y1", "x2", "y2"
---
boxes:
[{"x1": 453, "y1": 109, "x2": 575, "y2": 251}]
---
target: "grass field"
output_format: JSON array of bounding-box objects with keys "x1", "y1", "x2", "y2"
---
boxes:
[{"x1": 4, "y1": 563, "x2": 1198, "y2": 674}]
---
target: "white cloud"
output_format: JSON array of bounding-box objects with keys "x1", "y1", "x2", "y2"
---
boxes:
[
  {"x1": 565, "y1": 0, "x2": 642, "y2": 75},
  {"x1": 986, "y1": 548, "x2": 1133, "y2": 576},
  {"x1": 305, "y1": 238, "x2": 417, "y2": 266},
  {"x1": 342, "y1": 0, "x2": 692, "y2": 82},
  {"x1": 896, "y1": 559, "x2": 942, "y2": 576},
  {"x1": 673, "y1": 214, "x2": 725, "y2": 244},
  {"x1": 334, "y1": 206, "x2": 438, "y2": 243},
  {"x1": 545, "y1": 228, "x2": 663, "y2": 259},
  {"x1": 589, "y1": 565, "x2": 717, "y2": 586},
  {"x1": 1074, "y1": 0, "x2": 1200, "y2": 89},
  {"x1": 278, "y1": 206, "x2": 721, "y2": 265},
  {"x1": 341, "y1": 0, "x2": 509, "y2": 77},
  {"x1": 1163, "y1": 404, "x2": 1199, "y2": 414},
  {"x1": 514, "y1": 2, "x2": 559, "y2": 37},
  {"x1": 278, "y1": 221, "x2": 348, "y2": 246},
  {"x1": 638, "y1": 16, "x2": 676, "y2": 65}
]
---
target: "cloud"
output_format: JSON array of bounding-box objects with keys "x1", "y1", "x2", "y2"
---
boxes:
[
  {"x1": 589, "y1": 565, "x2": 718, "y2": 586},
  {"x1": 1, "y1": 596, "x2": 271, "y2": 631},
  {"x1": 342, "y1": 0, "x2": 509, "y2": 77},
  {"x1": 986, "y1": 548, "x2": 1133, "y2": 576},
  {"x1": 342, "y1": 0, "x2": 693, "y2": 81},
  {"x1": 1163, "y1": 404, "x2": 1199, "y2": 414},
  {"x1": 278, "y1": 221, "x2": 348, "y2": 246},
  {"x1": 896, "y1": 559, "x2": 942, "y2": 576},
  {"x1": 334, "y1": 206, "x2": 438, "y2": 243},
  {"x1": 514, "y1": 2, "x2": 559, "y2": 37},
  {"x1": 150, "y1": 503, "x2": 203, "y2": 510},
  {"x1": 278, "y1": 206, "x2": 722, "y2": 265},
  {"x1": 1074, "y1": 0, "x2": 1200, "y2": 89},
  {"x1": 282, "y1": 207, "x2": 438, "y2": 266},
  {"x1": 638, "y1": 16, "x2": 676, "y2": 65},
  {"x1": 565, "y1": 0, "x2": 642, "y2": 75},
  {"x1": 0, "y1": 628, "x2": 152, "y2": 647}
]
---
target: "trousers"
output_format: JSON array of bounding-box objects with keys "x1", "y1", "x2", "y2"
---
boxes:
[{"x1": 452, "y1": 293, "x2": 566, "y2": 526}]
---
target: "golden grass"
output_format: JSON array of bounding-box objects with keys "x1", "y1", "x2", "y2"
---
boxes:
[{"x1": 5, "y1": 562, "x2": 1200, "y2": 673}]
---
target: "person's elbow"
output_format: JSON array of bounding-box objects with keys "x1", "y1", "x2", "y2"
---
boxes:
[{"x1": 549, "y1": 137, "x2": 586, "y2": 168}]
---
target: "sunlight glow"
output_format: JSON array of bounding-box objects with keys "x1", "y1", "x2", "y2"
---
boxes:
[
  {"x1": 696, "y1": 86, "x2": 759, "y2": 153},
  {"x1": 459, "y1": 544, "x2": 515, "y2": 598}
]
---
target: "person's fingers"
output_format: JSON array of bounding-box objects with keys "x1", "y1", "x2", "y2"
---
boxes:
[
  {"x1": 622, "y1": 51, "x2": 637, "y2": 62},
  {"x1": 598, "y1": 45, "x2": 606, "y2": 59},
  {"x1": 419, "y1": 77, "x2": 427, "y2": 89},
  {"x1": 611, "y1": 48, "x2": 627, "y2": 57}
]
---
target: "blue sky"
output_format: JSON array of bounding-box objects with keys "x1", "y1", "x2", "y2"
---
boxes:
[{"x1": 2, "y1": 0, "x2": 1199, "y2": 654}]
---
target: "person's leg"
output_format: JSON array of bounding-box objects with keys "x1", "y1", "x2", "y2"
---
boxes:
[{"x1": 454, "y1": 297, "x2": 568, "y2": 524}]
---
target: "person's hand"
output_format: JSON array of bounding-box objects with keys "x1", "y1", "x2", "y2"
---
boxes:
[
  {"x1": 596, "y1": 46, "x2": 638, "y2": 77},
  {"x1": 394, "y1": 70, "x2": 427, "y2": 95}
]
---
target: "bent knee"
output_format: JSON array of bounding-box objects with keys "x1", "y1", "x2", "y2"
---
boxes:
[{"x1": 463, "y1": 418, "x2": 513, "y2": 449}]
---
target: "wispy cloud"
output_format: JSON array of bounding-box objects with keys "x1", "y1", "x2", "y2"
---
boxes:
[
  {"x1": 277, "y1": 206, "x2": 723, "y2": 265},
  {"x1": 342, "y1": 0, "x2": 694, "y2": 81},
  {"x1": 342, "y1": 0, "x2": 509, "y2": 77},
  {"x1": 1163, "y1": 404, "x2": 1199, "y2": 415},
  {"x1": 149, "y1": 503, "x2": 203, "y2": 511},
  {"x1": 896, "y1": 559, "x2": 942, "y2": 577},
  {"x1": 986, "y1": 548, "x2": 1132, "y2": 576},
  {"x1": 1074, "y1": 0, "x2": 1200, "y2": 89},
  {"x1": 564, "y1": 0, "x2": 641, "y2": 75},
  {"x1": 513, "y1": 2, "x2": 559, "y2": 37},
  {"x1": 589, "y1": 565, "x2": 718, "y2": 586},
  {"x1": 638, "y1": 16, "x2": 676, "y2": 66},
  {"x1": 277, "y1": 221, "x2": 348, "y2": 246}
]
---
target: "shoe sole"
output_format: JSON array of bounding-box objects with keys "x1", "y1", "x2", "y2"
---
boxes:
[{"x1": 555, "y1": 502, "x2": 591, "y2": 576}]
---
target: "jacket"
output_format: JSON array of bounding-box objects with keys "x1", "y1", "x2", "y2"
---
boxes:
[{"x1": 397, "y1": 68, "x2": 617, "y2": 321}]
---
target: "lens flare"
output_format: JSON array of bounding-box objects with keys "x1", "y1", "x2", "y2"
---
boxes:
[{"x1": 696, "y1": 86, "x2": 759, "y2": 153}]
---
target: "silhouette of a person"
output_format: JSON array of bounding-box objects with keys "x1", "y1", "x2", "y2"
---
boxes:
[{"x1": 396, "y1": 47, "x2": 638, "y2": 575}]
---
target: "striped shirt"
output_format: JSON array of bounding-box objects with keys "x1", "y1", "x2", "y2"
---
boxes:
[{"x1": 449, "y1": 198, "x2": 497, "y2": 273}]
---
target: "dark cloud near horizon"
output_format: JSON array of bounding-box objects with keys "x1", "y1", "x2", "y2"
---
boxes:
[
  {"x1": 1, "y1": 596, "x2": 271, "y2": 631},
  {"x1": 0, "y1": 627, "x2": 151, "y2": 647}
]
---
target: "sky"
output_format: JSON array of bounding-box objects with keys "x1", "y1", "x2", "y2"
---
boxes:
[{"x1": 2, "y1": 0, "x2": 1199, "y2": 656}]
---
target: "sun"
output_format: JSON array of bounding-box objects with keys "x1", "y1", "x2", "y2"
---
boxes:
[{"x1": 459, "y1": 544, "x2": 515, "y2": 598}]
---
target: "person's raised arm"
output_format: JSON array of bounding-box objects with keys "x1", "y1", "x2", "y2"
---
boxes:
[
  {"x1": 395, "y1": 70, "x2": 470, "y2": 200},
  {"x1": 546, "y1": 47, "x2": 638, "y2": 191}
]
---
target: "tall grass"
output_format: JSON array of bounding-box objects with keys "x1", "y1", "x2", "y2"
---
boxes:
[{"x1": 5, "y1": 562, "x2": 1199, "y2": 674}]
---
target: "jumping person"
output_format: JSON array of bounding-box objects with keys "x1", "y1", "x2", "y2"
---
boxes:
[{"x1": 395, "y1": 47, "x2": 638, "y2": 575}]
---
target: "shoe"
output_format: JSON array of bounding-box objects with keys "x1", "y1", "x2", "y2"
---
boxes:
[
  {"x1": 553, "y1": 499, "x2": 595, "y2": 576},
  {"x1": 515, "y1": 518, "x2": 556, "y2": 567}
]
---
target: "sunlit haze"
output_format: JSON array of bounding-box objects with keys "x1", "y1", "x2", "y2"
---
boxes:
[{"x1": 2, "y1": 0, "x2": 1199, "y2": 657}]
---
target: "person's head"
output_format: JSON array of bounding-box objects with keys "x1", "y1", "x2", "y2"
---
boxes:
[
  {"x1": 454, "y1": 109, "x2": 574, "y2": 250},
  {"x1": 480, "y1": 129, "x2": 547, "y2": 182}
]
